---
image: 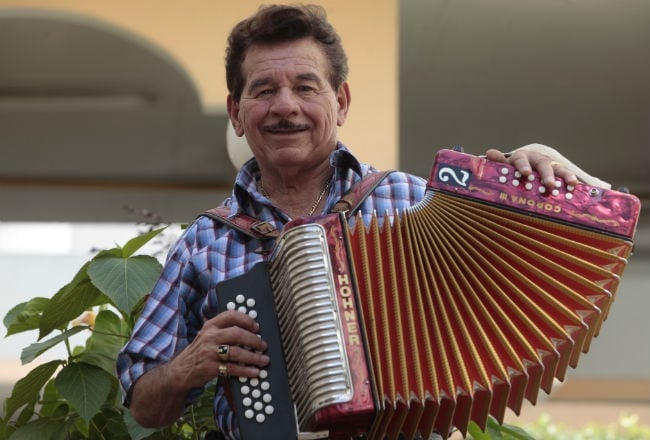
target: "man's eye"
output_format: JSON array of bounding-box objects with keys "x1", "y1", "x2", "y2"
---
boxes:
[{"x1": 256, "y1": 89, "x2": 274, "y2": 97}]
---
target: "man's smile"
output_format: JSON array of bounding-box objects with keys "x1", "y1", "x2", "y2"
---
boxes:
[{"x1": 263, "y1": 120, "x2": 310, "y2": 134}]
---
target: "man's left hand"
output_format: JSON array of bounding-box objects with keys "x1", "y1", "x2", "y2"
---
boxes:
[{"x1": 485, "y1": 148, "x2": 580, "y2": 191}]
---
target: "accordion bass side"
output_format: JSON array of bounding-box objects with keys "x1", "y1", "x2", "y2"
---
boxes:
[{"x1": 216, "y1": 149, "x2": 641, "y2": 439}]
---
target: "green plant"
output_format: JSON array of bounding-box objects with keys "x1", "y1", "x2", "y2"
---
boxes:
[
  {"x1": 1, "y1": 228, "x2": 217, "y2": 439},
  {"x1": 463, "y1": 416, "x2": 536, "y2": 439},
  {"x1": 461, "y1": 412, "x2": 650, "y2": 440},
  {"x1": 518, "y1": 412, "x2": 650, "y2": 440}
]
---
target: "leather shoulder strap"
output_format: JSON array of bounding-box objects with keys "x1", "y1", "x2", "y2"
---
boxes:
[
  {"x1": 199, "y1": 206, "x2": 280, "y2": 240},
  {"x1": 199, "y1": 170, "x2": 394, "y2": 240},
  {"x1": 330, "y1": 170, "x2": 395, "y2": 216}
]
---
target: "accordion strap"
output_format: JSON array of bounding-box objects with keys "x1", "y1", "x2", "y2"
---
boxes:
[
  {"x1": 201, "y1": 206, "x2": 281, "y2": 240},
  {"x1": 200, "y1": 170, "x2": 394, "y2": 240},
  {"x1": 330, "y1": 170, "x2": 394, "y2": 215}
]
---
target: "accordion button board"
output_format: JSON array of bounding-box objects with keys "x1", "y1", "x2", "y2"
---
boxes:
[{"x1": 215, "y1": 262, "x2": 298, "y2": 440}]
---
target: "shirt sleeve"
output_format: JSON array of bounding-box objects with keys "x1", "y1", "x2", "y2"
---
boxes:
[
  {"x1": 116, "y1": 218, "x2": 243, "y2": 437},
  {"x1": 354, "y1": 170, "x2": 427, "y2": 224},
  {"x1": 116, "y1": 221, "x2": 206, "y2": 406}
]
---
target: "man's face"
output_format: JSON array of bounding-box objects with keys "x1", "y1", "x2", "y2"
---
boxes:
[{"x1": 227, "y1": 38, "x2": 350, "y2": 171}]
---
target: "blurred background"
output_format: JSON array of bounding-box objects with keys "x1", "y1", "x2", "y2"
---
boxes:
[{"x1": 0, "y1": 0, "x2": 648, "y2": 433}]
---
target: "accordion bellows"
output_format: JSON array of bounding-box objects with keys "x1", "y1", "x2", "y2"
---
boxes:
[
  {"x1": 345, "y1": 194, "x2": 633, "y2": 438},
  {"x1": 221, "y1": 149, "x2": 641, "y2": 439}
]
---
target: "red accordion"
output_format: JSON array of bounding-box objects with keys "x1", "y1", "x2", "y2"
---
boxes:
[{"x1": 217, "y1": 149, "x2": 641, "y2": 439}]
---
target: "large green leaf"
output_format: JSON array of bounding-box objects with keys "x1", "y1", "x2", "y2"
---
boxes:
[
  {"x1": 86, "y1": 310, "x2": 130, "y2": 360},
  {"x1": 123, "y1": 409, "x2": 162, "y2": 440},
  {"x1": 121, "y1": 227, "x2": 166, "y2": 258},
  {"x1": 38, "y1": 265, "x2": 104, "y2": 339},
  {"x1": 497, "y1": 420, "x2": 537, "y2": 440},
  {"x1": 0, "y1": 416, "x2": 14, "y2": 439},
  {"x1": 21, "y1": 326, "x2": 87, "y2": 364},
  {"x1": 90, "y1": 405, "x2": 131, "y2": 439},
  {"x1": 4, "y1": 360, "x2": 62, "y2": 419},
  {"x1": 87, "y1": 254, "x2": 162, "y2": 315},
  {"x1": 7, "y1": 416, "x2": 75, "y2": 440},
  {"x1": 55, "y1": 362, "x2": 112, "y2": 422},
  {"x1": 39, "y1": 378, "x2": 67, "y2": 417},
  {"x1": 467, "y1": 416, "x2": 537, "y2": 440},
  {"x1": 75, "y1": 351, "x2": 119, "y2": 378},
  {"x1": 3, "y1": 297, "x2": 49, "y2": 336}
]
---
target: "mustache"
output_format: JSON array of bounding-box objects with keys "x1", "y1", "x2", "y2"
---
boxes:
[{"x1": 263, "y1": 120, "x2": 310, "y2": 131}]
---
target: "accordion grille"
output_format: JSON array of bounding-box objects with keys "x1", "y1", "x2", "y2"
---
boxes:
[{"x1": 268, "y1": 224, "x2": 354, "y2": 428}]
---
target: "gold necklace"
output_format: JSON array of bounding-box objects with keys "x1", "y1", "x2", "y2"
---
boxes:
[{"x1": 259, "y1": 178, "x2": 331, "y2": 216}]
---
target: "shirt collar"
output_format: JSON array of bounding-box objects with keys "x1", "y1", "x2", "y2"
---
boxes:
[{"x1": 230, "y1": 142, "x2": 362, "y2": 213}]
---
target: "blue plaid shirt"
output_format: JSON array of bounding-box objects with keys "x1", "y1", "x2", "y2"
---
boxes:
[{"x1": 117, "y1": 143, "x2": 426, "y2": 438}]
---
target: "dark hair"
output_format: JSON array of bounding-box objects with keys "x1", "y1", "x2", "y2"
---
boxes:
[{"x1": 226, "y1": 4, "x2": 348, "y2": 102}]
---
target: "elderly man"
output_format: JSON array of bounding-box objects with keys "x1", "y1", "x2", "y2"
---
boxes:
[{"x1": 117, "y1": 4, "x2": 599, "y2": 439}]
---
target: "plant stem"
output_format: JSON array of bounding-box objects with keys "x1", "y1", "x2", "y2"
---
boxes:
[
  {"x1": 88, "y1": 328, "x2": 130, "y2": 339},
  {"x1": 190, "y1": 406, "x2": 199, "y2": 440},
  {"x1": 90, "y1": 418, "x2": 107, "y2": 440},
  {"x1": 64, "y1": 333, "x2": 73, "y2": 357}
]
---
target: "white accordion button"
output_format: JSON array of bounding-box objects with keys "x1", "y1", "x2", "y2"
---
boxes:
[
  {"x1": 512, "y1": 179, "x2": 520, "y2": 186},
  {"x1": 501, "y1": 167, "x2": 509, "y2": 174},
  {"x1": 555, "y1": 180, "x2": 562, "y2": 188},
  {"x1": 525, "y1": 182, "x2": 533, "y2": 190},
  {"x1": 514, "y1": 171, "x2": 522, "y2": 178},
  {"x1": 567, "y1": 184, "x2": 575, "y2": 191},
  {"x1": 229, "y1": 292, "x2": 272, "y2": 425},
  {"x1": 499, "y1": 176, "x2": 507, "y2": 183},
  {"x1": 565, "y1": 193, "x2": 574, "y2": 200},
  {"x1": 528, "y1": 174, "x2": 536, "y2": 181},
  {"x1": 552, "y1": 189, "x2": 560, "y2": 196},
  {"x1": 538, "y1": 186, "x2": 546, "y2": 194}
]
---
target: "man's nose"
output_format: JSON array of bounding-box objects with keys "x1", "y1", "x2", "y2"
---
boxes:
[{"x1": 270, "y1": 88, "x2": 300, "y2": 116}]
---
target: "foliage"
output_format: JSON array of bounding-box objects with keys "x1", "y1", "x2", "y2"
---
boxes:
[
  {"x1": 1, "y1": 227, "x2": 218, "y2": 439},
  {"x1": 465, "y1": 416, "x2": 536, "y2": 440},
  {"x1": 518, "y1": 413, "x2": 650, "y2": 440},
  {"x1": 463, "y1": 413, "x2": 650, "y2": 440}
]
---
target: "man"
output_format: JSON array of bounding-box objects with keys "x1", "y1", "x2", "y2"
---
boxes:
[{"x1": 117, "y1": 4, "x2": 599, "y2": 438}]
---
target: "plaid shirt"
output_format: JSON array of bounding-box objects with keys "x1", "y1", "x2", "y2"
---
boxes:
[{"x1": 117, "y1": 143, "x2": 426, "y2": 438}]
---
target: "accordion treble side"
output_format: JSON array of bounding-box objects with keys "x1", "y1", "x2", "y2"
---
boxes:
[{"x1": 218, "y1": 149, "x2": 641, "y2": 439}]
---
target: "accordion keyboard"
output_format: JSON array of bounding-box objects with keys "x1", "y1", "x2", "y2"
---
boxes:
[{"x1": 269, "y1": 223, "x2": 354, "y2": 429}]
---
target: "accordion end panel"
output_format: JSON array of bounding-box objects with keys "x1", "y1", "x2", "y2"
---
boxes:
[{"x1": 269, "y1": 218, "x2": 377, "y2": 438}]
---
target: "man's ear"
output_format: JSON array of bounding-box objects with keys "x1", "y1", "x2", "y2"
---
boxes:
[
  {"x1": 227, "y1": 94, "x2": 245, "y2": 136},
  {"x1": 336, "y1": 82, "x2": 351, "y2": 127}
]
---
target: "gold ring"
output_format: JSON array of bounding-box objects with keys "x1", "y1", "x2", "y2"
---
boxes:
[
  {"x1": 217, "y1": 344, "x2": 230, "y2": 362},
  {"x1": 218, "y1": 363, "x2": 229, "y2": 377}
]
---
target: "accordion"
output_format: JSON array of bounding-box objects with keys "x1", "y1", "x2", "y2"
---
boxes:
[{"x1": 215, "y1": 149, "x2": 641, "y2": 439}]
